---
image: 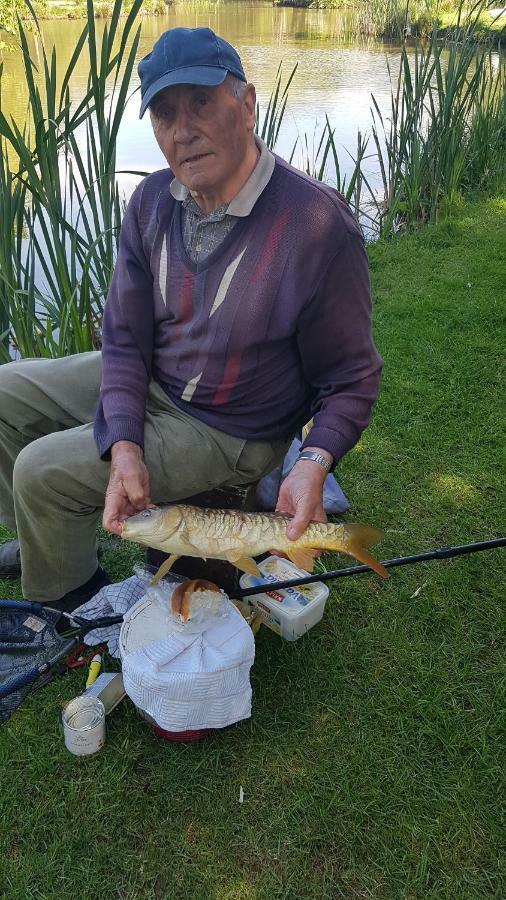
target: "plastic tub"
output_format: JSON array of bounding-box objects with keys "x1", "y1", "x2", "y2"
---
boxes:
[{"x1": 239, "y1": 556, "x2": 329, "y2": 641}]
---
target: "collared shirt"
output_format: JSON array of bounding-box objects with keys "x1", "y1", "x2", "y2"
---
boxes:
[{"x1": 169, "y1": 136, "x2": 275, "y2": 264}]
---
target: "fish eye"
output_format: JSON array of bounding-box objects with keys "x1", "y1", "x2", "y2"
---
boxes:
[{"x1": 141, "y1": 510, "x2": 152, "y2": 518}]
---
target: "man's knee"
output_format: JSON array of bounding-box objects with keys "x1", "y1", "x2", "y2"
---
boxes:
[
  {"x1": 0, "y1": 361, "x2": 28, "y2": 417},
  {"x1": 14, "y1": 428, "x2": 108, "y2": 510},
  {"x1": 13, "y1": 440, "x2": 53, "y2": 496},
  {"x1": 13, "y1": 437, "x2": 78, "y2": 499}
]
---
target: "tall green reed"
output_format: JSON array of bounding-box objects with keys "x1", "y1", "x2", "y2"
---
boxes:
[
  {"x1": 0, "y1": 0, "x2": 504, "y2": 360},
  {"x1": 256, "y1": 65, "x2": 367, "y2": 222},
  {"x1": 367, "y1": 3, "x2": 505, "y2": 235},
  {"x1": 0, "y1": 0, "x2": 142, "y2": 360}
]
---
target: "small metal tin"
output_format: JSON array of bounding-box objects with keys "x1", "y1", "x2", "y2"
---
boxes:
[
  {"x1": 84, "y1": 672, "x2": 126, "y2": 715},
  {"x1": 62, "y1": 695, "x2": 106, "y2": 756}
]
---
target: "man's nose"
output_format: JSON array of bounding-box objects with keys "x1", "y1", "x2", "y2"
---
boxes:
[{"x1": 173, "y1": 108, "x2": 199, "y2": 143}]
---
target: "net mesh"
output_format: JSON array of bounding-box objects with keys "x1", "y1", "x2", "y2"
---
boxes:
[{"x1": 0, "y1": 605, "x2": 64, "y2": 724}]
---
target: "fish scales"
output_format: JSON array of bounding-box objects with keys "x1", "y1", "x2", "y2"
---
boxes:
[
  {"x1": 121, "y1": 503, "x2": 389, "y2": 580},
  {"x1": 189, "y1": 508, "x2": 350, "y2": 558}
]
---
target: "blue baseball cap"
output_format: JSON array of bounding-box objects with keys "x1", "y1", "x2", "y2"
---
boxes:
[{"x1": 138, "y1": 27, "x2": 247, "y2": 118}]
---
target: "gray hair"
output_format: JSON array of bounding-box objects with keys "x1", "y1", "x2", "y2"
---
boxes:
[{"x1": 226, "y1": 73, "x2": 247, "y2": 101}]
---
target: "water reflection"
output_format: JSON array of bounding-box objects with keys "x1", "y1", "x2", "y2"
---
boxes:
[{"x1": 0, "y1": 1, "x2": 406, "y2": 194}]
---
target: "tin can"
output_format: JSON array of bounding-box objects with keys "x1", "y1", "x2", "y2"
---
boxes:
[{"x1": 62, "y1": 696, "x2": 106, "y2": 755}]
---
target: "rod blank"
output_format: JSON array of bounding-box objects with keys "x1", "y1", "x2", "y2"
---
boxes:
[{"x1": 233, "y1": 537, "x2": 506, "y2": 599}]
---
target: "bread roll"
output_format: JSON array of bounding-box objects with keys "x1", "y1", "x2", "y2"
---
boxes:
[{"x1": 171, "y1": 579, "x2": 221, "y2": 621}]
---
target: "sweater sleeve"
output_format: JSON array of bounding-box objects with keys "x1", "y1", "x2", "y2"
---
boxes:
[
  {"x1": 93, "y1": 185, "x2": 154, "y2": 459},
  {"x1": 298, "y1": 231, "x2": 382, "y2": 463}
]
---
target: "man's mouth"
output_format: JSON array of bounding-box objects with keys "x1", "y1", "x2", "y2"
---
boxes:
[{"x1": 181, "y1": 152, "x2": 211, "y2": 165}]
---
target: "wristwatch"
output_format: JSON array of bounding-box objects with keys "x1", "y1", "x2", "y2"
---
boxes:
[{"x1": 297, "y1": 450, "x2": 332, "y2": 473}]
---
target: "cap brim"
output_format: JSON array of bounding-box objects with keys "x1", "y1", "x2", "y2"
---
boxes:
[{"x1": 139, "y1": 66, "x2": 228, "y2": 118}]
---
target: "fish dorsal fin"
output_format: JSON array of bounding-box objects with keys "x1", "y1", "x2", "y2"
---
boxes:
[
  {"x1": 224, "y1": 554, "x2": 260, "y2": 577},
  {"x1": 285, "y1": 548, "x2": 316, "y2": 572},
  {"x1": 342, "y1": 525, "x2": 388, "y2": 578}
]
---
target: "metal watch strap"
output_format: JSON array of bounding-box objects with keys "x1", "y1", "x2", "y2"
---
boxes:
[{"x1": 297, "y1": 450, "x2": 332, "y2": 473}]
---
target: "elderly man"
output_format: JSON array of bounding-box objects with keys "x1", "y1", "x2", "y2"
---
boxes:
[{"x1": 0, "y1": 27, "x2": 381, "y2": 613}]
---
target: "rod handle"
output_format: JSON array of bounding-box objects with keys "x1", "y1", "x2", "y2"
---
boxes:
[
  {"x1": 0, "y1": 666, "x2": 41, "y2": 700},
  {"x1": 0, "y1": 599, "x2": 46, "y2": 613}
]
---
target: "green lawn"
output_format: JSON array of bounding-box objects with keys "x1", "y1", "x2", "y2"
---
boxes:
[
  {"x1": 439, "y1": 8, "x2": 506, "y2": 44},
  {"x1": 0, "y1": 193, "x2": 505, "y2": 899}
]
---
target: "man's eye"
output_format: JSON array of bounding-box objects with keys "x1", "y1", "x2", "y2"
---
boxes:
[
  {"x1": 156, "y1": 107, "x2": 174, "y2": 121},
  {"x1": 194, "y1": 94, "x2": 210, "y2": 109}
]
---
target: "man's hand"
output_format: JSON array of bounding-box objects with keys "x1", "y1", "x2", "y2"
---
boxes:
[
  {"x1": 275, "y1": 447, "x2": 331, "y2": 542},
  {"x1": 103, "y1": 441, "x2": 151, "y2": 536}
]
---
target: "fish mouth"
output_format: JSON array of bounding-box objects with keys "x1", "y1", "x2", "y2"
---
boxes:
[{"x1": 121, "y1": 507, "x2": 158, "y2": 535}]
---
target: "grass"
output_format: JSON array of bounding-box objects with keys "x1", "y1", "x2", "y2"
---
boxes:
[
  {"x1": 45, "y1": 0, "x2": 167, "y2": 18},
  {"x1": 0, "y1": 191, "x2": 505, "y2": 898},
  {"x1": 439, "y1": 6, "x2": 506, "y2": 45}
]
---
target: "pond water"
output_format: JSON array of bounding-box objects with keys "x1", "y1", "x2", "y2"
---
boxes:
[{"x1": 0, "y1": 1, "x2": 408, "y2": 196}]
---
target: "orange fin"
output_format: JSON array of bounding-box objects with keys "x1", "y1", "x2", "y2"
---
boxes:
[
  {"x1": 150, "y1": 553, "x2": 179, "y2": 585},
  {"x1": 285, "y1": 548, "x2": 316, "y2": 572},
  {"x1": 226, "y1": 555, "x2": 261, "y2": 577},
  {"x1": 342, "y1": 525, "x2": 388, "y2": 578},
  {"x1": 250, "y1": 614, "x2": 263, "y2": 636}
]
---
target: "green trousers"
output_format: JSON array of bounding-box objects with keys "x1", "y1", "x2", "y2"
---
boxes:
[{"x1": 0, "y1": 352, "x2": 288, "y2": 603}]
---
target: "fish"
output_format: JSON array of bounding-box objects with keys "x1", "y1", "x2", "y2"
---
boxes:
[{"x1": 121, "y1": 504, "x2": 389, "y2": 584}]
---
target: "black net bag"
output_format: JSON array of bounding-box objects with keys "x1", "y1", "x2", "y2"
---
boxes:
[{"x1": 0, "y1": 604, "x2": 64, "y2": 724}]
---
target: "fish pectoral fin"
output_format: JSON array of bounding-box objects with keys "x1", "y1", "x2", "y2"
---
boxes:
[
  {"x1": 150, "y1": 554, "x2": 179, "y2": 586},
  {"x1": 285, "y1": 548, "x2": 316, "y2": 572},
  {"x1": 343, "y1": 525, "x2": 388, "y2": 578},
  {"x1": 224, "y1": 554, "x2": 260, "y2": 577}
]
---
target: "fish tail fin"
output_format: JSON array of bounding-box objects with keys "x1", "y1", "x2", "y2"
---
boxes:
[{"x1": 339, "y1": 524, "x2": 389, "y2": 579}]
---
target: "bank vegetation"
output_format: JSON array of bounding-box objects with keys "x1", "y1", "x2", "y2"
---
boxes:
[{"x1": 0, "y1": 0, "x2": 504, "y2": 359}]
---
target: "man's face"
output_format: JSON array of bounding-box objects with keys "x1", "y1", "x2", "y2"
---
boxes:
[{"x1": 149, "y1": 79, "x2": 256, "y2": 197}]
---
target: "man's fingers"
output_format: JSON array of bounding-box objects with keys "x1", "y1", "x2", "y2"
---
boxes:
[
  {"x1": 103, "y1": 502, "x2": 139, "y2": 535},
  {"x1": 286, "y1": 509, "x2": 312, "y2": 541},
  {"x1": 102, "y1": 506, "x2": 123, "y2": 535},
  {"x1": 122, "y1": 474, "x2": 150, "y2": 510}
]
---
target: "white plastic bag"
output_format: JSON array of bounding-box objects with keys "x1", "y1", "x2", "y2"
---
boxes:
[{"x1": 119, "y1": 576, "x2": 255, "y2": 732}]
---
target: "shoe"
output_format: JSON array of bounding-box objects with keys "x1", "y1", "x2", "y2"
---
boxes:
[
  {"x1": 0, "y1": 540, "x2": 106, "y2": 582},
  {"x1": 52, "y1": 566, "x2": 111, "y2": 631},
  {"x1": 0, "y1": 540, "x2": 21, "y2": 579}
]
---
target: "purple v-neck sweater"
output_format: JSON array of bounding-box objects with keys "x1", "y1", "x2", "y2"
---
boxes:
[{"x1": 94, "y1": 155, "x2": 382, "y2": 462}]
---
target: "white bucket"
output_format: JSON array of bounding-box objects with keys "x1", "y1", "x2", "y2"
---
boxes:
[{"x1": 62, "y1": 696, "x2": 106, "y2": 755}]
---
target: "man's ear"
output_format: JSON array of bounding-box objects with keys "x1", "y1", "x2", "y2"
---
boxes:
[{"x1": 243, "y1": 83, "x2": 257, "y2": 131}]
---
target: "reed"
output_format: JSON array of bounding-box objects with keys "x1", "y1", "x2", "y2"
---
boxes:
[
  {"x1": 366, "y1": 3, "x2": 505, "y2": 235},
  {"x1": 0, "y1": 0, "x2": 143, "y2": 358},
  {"x1": 255, "y1": 62, "x2": 298, "y2": 153},
  {"x1": 0, "y1": 0, "x2": 503, "y2": 358}
]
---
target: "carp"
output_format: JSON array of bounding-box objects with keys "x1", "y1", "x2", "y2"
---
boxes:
[{"x1": 121, "y1": 504, "x2": 389, "y2": 584}]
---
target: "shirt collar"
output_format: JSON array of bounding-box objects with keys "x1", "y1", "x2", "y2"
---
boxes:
[{"x1": 169, "y1": 136, "x2": 275, "y2": 217}]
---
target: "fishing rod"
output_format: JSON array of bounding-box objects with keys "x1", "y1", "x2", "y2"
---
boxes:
[
  {"x1": 1, "y1": 538, "x2": 504, "y2": 700},
  {"x1": 232, "y1": 537, "x2": 506, "y2": 600}
]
